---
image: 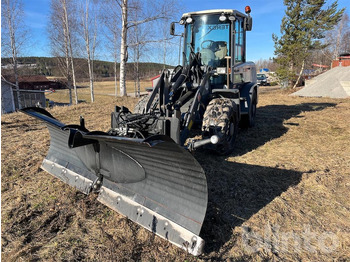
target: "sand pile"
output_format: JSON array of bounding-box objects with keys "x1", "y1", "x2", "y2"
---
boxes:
[{"x1": 292, "y1": 66, "x2": 350, "y2": 98}]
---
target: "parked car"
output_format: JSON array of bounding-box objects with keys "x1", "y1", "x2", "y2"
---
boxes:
[{"x1": 257, "y1": 73, "x2": 269, "y2": 86}]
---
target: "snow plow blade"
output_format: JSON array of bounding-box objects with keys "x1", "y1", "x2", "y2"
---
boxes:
[{"x1": 21, "y1": 107, "x2": 208, "y2": 255}]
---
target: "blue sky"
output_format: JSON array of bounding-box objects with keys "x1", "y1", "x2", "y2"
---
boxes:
[{"x1": 21, "y1": 0, "x2": 349, "y2": 62}]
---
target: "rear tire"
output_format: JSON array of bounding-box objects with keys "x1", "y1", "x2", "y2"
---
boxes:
[
  {"x1": 202, "y1": 98, "x2": 238, "y2": 155},
  {"x1": 134, "y1": 95, "x2": 149, "y2": 114},
  {"x1": 240, "y1": 93, "x2": 257, "y2": 128},
  {"x1": 133, "y1": 94, "x2": 158, "y2": 114}
]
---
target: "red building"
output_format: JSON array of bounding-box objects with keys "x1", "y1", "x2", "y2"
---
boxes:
[
  {"x1": 5, "y1": 75, "x2": 64, "y2": 90},
  {"x1": 332, "y1": 53, "x2": 350, "y2": 68}
]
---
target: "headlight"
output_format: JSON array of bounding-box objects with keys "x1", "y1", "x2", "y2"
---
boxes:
[
  {"x1": 219, "y1": 14, "x2": 227, "y2": 22},
  {"x1": 186, "y1": 17, "x2": 193, "y2": 24}
]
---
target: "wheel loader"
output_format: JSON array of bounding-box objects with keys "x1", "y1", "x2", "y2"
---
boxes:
[{"x1": 21, "y1": 7, "x2": 258, "y2": 256}]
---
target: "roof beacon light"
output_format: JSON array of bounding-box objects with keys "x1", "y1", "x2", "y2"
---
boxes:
[{"x1": 245, "y1": 6, "x2": 251, "y2": 14}]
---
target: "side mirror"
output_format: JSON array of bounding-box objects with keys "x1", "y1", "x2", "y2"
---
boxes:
[
  {"x1": 170, "y1": 22, "x2": 175, "y2": 35},
  {"x1": 244, "y1": 16, "x2": 253, "y2": 31}
]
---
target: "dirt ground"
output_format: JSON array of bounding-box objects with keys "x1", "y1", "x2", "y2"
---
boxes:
[{"x1": 2, "y1": 88, "x2": 350, "y2": 261}]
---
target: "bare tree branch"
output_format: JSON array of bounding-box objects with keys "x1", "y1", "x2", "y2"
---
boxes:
[
  {"x1": 128, "y1": 37, "x2": 174, "y2": 47},
  {"x1": 114, "y1": 0, "x2": 122, "y2": 9},
  {"x1": 127, "y1": 15, "x2": 165, "y2": 29}
]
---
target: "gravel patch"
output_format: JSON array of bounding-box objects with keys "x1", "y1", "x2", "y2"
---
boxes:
[{"x1": 291, "y1": 66, "x2": 350, "y2": 98}]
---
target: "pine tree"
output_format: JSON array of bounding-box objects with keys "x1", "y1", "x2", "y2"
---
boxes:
[{"x1": 273, "y1": 0, "x2": 344, "y2": 88}]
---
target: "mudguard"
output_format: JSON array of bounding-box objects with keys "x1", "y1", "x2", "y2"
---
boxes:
[{"x1": 21, "y1": 107, "x2": 208, "y2": 255}]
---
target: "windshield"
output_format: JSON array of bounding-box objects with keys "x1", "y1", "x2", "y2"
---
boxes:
[
  {"x1": 257, "y1": 74, "x2": 266, "y2": 80},
  {"x1": 184, "y1": 15, "x2": 230, "y2": 68}
]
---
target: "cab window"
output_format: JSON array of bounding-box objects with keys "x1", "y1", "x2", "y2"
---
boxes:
[{"x1": 234, "y1": 19, "x2": 245, "y2": 63}]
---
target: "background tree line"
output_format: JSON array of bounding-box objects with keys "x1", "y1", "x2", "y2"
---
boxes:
[{"x1": 1, "y1": 56, "x2": 173, "y2": 80}]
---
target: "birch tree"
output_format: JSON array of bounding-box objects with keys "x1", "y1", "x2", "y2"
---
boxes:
[
  {"x1": 64, "y1": 0, "x2": 78, "y2": 104},
  {"x1": 118, "y1": 0, "x2": 171, "y2": 96},
  {"x1": 119, "y1": 0, "x2": 128, "y2": 96},
  {"x1": 128, "y1": 1, "x2": 155, "y2": 97},
  {"x1": 325, "y1": 13, "x2": 350, "y2": 61},
  {"x1": 158, "y1": 18, "x2": 179, "y2": 68},
  {"x1": 157, "y1": 1, "x2": 179, "y2": 68},
  {"x1": 100, "y1": 0, "x2": 121, "y2": 96},
  {"x1": 49, "y1": 0, "x2": 79, "y2": 104},
  {"x1": 79, "y1": 0, "x2": 97, "y2": 102},
  {"x1": 1, "y1": 0, "x2": 28, "y2": 109},
  {"x1": 103, "y1": 0, "x2": 180, "y2": 96},
  {"x1": 129, "y1": 12, "x2": 141, "y2": 97}
]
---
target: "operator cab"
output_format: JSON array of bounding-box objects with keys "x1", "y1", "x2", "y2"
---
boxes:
[
  {"x1": 172, "y1": 9, "x2": 253, "y2": 88},
  {"x1": 183, "y1": 14, "x2": 230, "y2": 68}
]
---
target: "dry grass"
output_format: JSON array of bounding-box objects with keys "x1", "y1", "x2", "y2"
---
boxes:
[
  {"x1": 2, "y1": 88, "x2": 350, "y2": 261},
  {"x1": 76, "y1": 80, "x2": 151, "y2": 95},
  {"x1": 46, "y1": 80, "x2": 151, "y2": 103}
]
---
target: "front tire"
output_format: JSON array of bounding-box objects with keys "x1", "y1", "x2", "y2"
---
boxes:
[{"x1": 202, "y1": 98, "x2": 238, "y2": 155}]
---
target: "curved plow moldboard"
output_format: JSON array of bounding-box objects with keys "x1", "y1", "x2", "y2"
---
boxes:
[{"x1": 20, "y1": 107, "x2": 208, "y2": 255}]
